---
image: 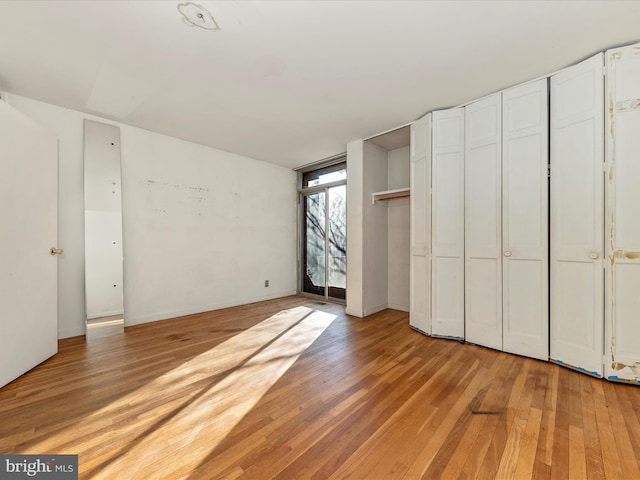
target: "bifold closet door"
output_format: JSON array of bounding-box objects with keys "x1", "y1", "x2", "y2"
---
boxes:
[
  {"x1": 431, "y1": 109, "x2": 465, "y2": 339},
  {"x1": 605, "y1": 43, "x2": 640, "y2": 382},
  {"x1": 409, "y1": 114, "x2": 432, "y2": 334},
  {"x1": 465, "y1": 93, "x2": 502, "y2": 350},
  {"x1": 550, "y1": 54, "x2": 604, "y2": 376},
  {"x1": 502, "y1": 79, "x2": 549, "y2": 360}
]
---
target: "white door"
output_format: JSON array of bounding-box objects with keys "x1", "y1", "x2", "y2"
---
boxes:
[
  {"x1": 465, "y1": 93, "x2": 502, "y2": 350},
  {"x1": 409, "y1": 114, "x2": 431, "y2": 334},
  {"x1": 0, "y1": 99, "x2": 58, "y2": 388},
  {"x1": 605, "y1": 43, "x2": 640, "y2": 382},
  {"x1": 502, "y1": 79, "x2": 549, "y2": 360},
  {"x1": 550, "y1": 54, "x2": 604, "y2": 376},
  {"x1": 431, "y1": 108, "x2": 465, "y2": 339}
]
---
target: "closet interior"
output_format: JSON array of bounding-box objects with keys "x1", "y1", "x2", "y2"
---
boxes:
[{"x1": 363, "y1": 127, "x2": 412, "y2": 314}]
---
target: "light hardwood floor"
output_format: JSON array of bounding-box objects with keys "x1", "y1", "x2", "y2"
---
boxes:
[{"x1": 1, "y1": 296, "x2": 639, "y2": 479}]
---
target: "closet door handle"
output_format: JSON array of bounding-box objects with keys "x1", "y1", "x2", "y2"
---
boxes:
[
  {"x1": 504, "y1": 251, "x2": 512, "y2": 257},
  {"x1": 589, "y1": 252, "x2": 599, "y2": 260}
]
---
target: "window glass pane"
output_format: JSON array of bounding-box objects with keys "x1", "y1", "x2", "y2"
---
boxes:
[
  {"x1": 302, "y1": 162, "x2": 346, "y2": 188},
  {"x1": 327, "y1": 185, "x2": 346, "y2": 300},
  {"x1": 302, "y1": 192, "x2": 326, "y2": 296}
]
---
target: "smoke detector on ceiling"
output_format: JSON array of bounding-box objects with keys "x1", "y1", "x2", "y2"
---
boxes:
[{"x1": 178, "y1": 2, "x2": 219, "y2": 31}]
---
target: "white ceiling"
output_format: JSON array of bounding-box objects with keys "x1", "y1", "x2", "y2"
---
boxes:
[{"x1": 0, "y1": 1, "x2": 639, "y2": 169}]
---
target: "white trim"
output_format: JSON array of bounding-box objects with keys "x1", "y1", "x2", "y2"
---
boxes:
[
  {"x1": 295, "y1": 153, "x2": 347, "y2": 173},
  {"x1": 388, "y1": 303, "x2": 410, "y2": 312},
  {"x1": 58, "y1": 326, "x2": 86, "y2": 339},
  {"x1": 363, "y1": 303, "x2": 387, "y2": 317},
  {"x1": 363, "y1": 122, "x2": 413, "y2": 142},
  {"x1": 124, "y1": 291, "x2": 297, "y2": 326}
]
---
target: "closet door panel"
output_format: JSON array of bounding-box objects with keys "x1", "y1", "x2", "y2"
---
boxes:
[
  {"x1": 410, "y1": 114, "x2": 432, "y2": 334},
  {"x1": 550, "y1": 53, "x2": 604, "y2": 376},
  {"x1": 606, "y1": 43, "x2": 640, "y2": 382},
  {"x1": 465, "y1": 94, "x2": 502, "y2": 350},
  {"x1": 431, "y1": 109, "x2": 464, "y2": 338},
  {"x1": 502, "y1": 79, "x2": 549, "y2": 360}
]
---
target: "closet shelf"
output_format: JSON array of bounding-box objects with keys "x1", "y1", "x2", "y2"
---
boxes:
[{"x1": 372, "y1": 187, "x2": 410, "y2": 204}]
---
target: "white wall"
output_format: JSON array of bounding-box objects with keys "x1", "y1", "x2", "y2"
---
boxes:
[
  {"x1": 387, "y1": 146, "x2": 411, "y2": 190},
  {"x1": 346, "y1": 140, "x2": 364, "y2": 317},
  {"x1": 387, "y1": 146, "x2": 410, "y2": 311},
  {"x1": 8, "y1": 94, "x2": 297, "y2": 338},
  {"x1": 362, "y1": 141, "x2": 389, "y2": 316}
]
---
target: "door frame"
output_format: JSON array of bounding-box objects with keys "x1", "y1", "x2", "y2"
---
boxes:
[{"x1": 297, "y1": 178, "x2": 347, "y2": 304}]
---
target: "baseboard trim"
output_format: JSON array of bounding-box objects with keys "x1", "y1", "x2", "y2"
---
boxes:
[{"x1": 124, "y1": 291, "x2": 297, "y2": 326}]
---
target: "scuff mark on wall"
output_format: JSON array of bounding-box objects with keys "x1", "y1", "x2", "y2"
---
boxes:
[
  {"x1": 614, "y1": 99, "x2": 640, "y2": 111},
  {"x1": 611, "y1": 250, "x2": 640, "y2": 261},
  {"x1": 611, "y1": 361, "x2": 640, "y2": 372},
  {"x1": 609, "y1": 93, "x2": 616, "y2": 139},
  {"x1": 609, "y1": 163, "x2": 615, "y2": 184},
  {"x1": 611, "y1": 361, "x2": 640, "y2": 383},
  {"x1": 145, "y1": 178, "x2": 211, "y2": 218},
  {"x1": 610, "y1": 211, "x2": 615, "y2": 254}
]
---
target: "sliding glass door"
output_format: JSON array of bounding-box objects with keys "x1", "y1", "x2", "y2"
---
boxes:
[
  {"x1": 302, "y1": 191, "x2": 326, "y2": 297},
  {"x1": 300, "y1": 162, "x2": 346, "y2": 302},
  {"x1": 326, "y1": 185, "x2": 346, "y2": 299}
]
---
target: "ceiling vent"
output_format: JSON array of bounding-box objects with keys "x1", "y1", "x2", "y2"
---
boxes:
[{"x1": 178, "y1": 2, "x2": 219, "y2": 31}]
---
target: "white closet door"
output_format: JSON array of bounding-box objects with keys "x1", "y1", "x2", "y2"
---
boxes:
[
  {"x1": 431, "y1": 109, "x2": 465, "y2": 339},
  {"x1": 605, "y1": 43, "x2": 640, "y2": 383},
  {"x1": 409, "y1": 114, "x2": 432, "y2": 334},
  {"x1": 550, "y1": 54, "x2": 604, "y2": 376},
  {"x1": 502, "y1": 79, "x2": 549, "y2": 360},
  {"x1": 465, "y1": 93, "x2": 502, "y2": 350}
]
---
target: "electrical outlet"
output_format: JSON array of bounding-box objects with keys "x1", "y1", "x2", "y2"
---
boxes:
[{"x1": 264, "y1": 280, "x2": 269, "y2": 287}]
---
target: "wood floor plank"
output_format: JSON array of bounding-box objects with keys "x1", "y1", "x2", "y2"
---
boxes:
[
  {"x1": 592, "y1": 376, "x2": 625, "y2": 479},
  {"x1": 550, "y1": 366, "x2": 571, "y2": 479},
  {"x1": 535, "y1": 362, "x2": 559, "y2": 470},
  {"x1": 603, "y1": 381, "x2": 640, "y2": 479},
  {"x1": 455, "y1": 355, "x2": 519, "y2": 480},
  {"x1": 326, "y1": 342, "x2": 462, "y2": 480},
  {"x1": 436, "y1": 353, "x2": 509, "y2": 479},
  {"x1": 579, "y1": 375, "x2": 606, "y2": 480},
  {"x1": 495, "y1": 361, "x2": 538, "y2": 480},
  {"x1": 568, "y1": 424, "x2": 587, "y2": 480},
  {"x1": 2, "y1": 296, "x2": 640, "y2": 479},
  {"x1": 614, "y1": 381, "x2": 640, "y2": 473}
]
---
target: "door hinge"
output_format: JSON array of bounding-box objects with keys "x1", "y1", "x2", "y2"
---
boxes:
[{"x1": 547, "y1": 164, "x2": 551, "y2": 178}]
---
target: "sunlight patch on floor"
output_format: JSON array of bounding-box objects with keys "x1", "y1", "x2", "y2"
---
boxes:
[{"x1": 31, "y1": 306, "x2": 337, "y2": 479}]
